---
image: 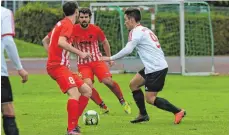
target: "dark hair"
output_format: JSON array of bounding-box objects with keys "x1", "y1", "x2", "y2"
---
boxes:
[
  {"x1": 79, "y1": 8, "x2": 92, "y2": 17},
  {"x1": 63, "y1": 2, "x2": 78, "y2": 16},
  {"x1": 124, "y1": 8, "x2": 141, "y2": 22}
]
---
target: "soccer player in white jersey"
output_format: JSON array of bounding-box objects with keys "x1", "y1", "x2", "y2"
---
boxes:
[
  {"x1": 1, "y1": 6, "x2": 28, "y2": 135},
  {"x1": 101, "y1": 8, "x2": 186, "y2": 124}
]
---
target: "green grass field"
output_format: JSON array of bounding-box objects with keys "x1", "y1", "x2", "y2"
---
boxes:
[
  {"x1": 5, "y1": 39, "x2": 47, "y2": 58},
  {"x1": 2, "y1": 74, "x2": 229, "y2": 135}
]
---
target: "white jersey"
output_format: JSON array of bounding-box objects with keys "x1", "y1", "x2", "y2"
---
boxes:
[
  {"x1": 1, "y1": 7, "x2": 22, "y2": 76},
  {"x1": 129, "y1": 24, "x2": 168, "y2": 74},
  {"x1": 1, "y1": 7, "x2": 15, "y2": 37}
]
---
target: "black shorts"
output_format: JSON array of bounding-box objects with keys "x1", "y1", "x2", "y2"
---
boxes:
[
  {"x1": 1, "y1": 76, "x2": 13, "y2": 103},
  {"x1": 138, "y1": 68, "x2": 168, "y2": 92}
]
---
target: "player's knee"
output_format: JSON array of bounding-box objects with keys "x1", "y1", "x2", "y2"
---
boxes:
[
  {"x1": 84, "y1": 79, "x2": 93, "y2": 88},
  {"x1": 85, "y1": 82, "x2": 93, "y2": 89},
  {"x1": 129, "y1": 81, "x2": 138, "y2": 91},
  {"x1": 129, "y1": 82, "x2": 134, "y2": 91},
  {"x1": 86, "y1": 87, "x2": 92, "y2": 98},
  {"x1": 67, "y1": 87, "x2": 81, "y2": 100},
  {"x1": 145, "y1": 96, "x2": 156, "y2": 105},
  {"x1": 79, "y1": 84, "x2": 92, "y2": 98},
  {"x1": 102, "y1": 78, "x2": 113, "y2": 88},
  {"x1": 1, "y1": 103, "x2": 15, "y2": 116}
]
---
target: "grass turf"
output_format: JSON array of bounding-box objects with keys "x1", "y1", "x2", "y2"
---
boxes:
[
  {"x1": 2, "y1": 74, "x2": 229, "y2": 135},
  {"x1": 4, "y1": 39, "x2": 47, "y2": 58}
]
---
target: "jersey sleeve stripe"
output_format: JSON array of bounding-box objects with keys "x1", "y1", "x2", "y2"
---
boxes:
[
  {"x1": 11, "y1": 11, "x2": 15, "y2": 36},
  {"x1": 128, "y1": 30, "x2": 133, "y2": 41},
  {"x1": 60, "y1": 50, "x2": 66, "y2": 65},
  {"x1": 1, "y1": 33, "x2": 15, "y2": 38}
]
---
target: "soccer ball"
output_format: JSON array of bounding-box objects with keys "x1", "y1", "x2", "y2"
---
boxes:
[{"x1": 83, "y1": 110, "x2": 99, "y2": 125}]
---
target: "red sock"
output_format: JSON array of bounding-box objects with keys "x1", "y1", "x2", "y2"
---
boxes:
[
  {"x1": 91, "y1": 88, "x2": 103, "y2": 105},
  {"x1": 111, "y1": 81, "x2": 125, "y2": 104},
  {"x1": 91, "y1": 88, "x2": 107, "y2": 109},
  {"x1": 67, "y1": 99, "x2": 79, "y2": 132},
  {"x1": 79, "y1": 95, "x2": 89, "y2": 116}
]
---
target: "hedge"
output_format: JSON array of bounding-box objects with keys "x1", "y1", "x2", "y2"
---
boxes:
[
  {"x1": 155, "y1": 12, "x2": 229, "y2": 56},
  {"x1": 15, "y1": 2, "x2": 63, "y2": 44},
  {"x1": 15, "y1": 3, "x2": 229, "y2": 55}
]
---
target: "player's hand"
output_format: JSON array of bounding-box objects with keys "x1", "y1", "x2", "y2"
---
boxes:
[
  {"x1": 100, "y1": 56, "x2": 111, "y2": 61},
  {"x1": 108, "y1": 61, "x2": 115, "y2": 67},
  {"x1": 80, "y1": 52, "x2": 92, "y2": 59},
  {"x1": 18, "y1": 69, "x2": 28, "y2": 83}
]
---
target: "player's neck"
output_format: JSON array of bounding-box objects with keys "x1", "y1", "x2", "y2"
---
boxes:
[
  {"x1": 133, "y1": 23, "x2": 141, "y2": 28},
  {"x1": 66, "y1": 16, "x2": 76, "y2": 24},
  {"x1": 80, "y1": 24, "x2": 89, "y2": 29},
  {"x1": 130, "y1": 23, "x2": 141, "y2": 30}
]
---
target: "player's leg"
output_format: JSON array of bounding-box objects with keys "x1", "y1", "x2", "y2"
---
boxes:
[
  {"x1": 1, "y1": 76, "x2": 19, "y2": 135},
  {"x1": 91, "y1": 87, "x2": 109, "y2": 114},
  {"x1": 144, "y1": 68, "x2": 186, "y2": 124},
  {"x1": 86, "y1": 79, "x2": 109, "y2": 114},
  {"x1": 129, "y1": 69, "x2": 150, "y2": 123},
  {"x1": 78, "y1": 64, "x2": 108, "y2": 112},
  {"x1": 48, "y1": 67, "x2": 82, "y2": 135},
  {"x1": 72, "y1": 72, "x2": 92, "y2": 117},
  {"x1": 102, "y1": 77, "x2": 131, "y2": 114},
  {"x1": 94, "y1": 61, "x2": 125, "y2": 103},
  {"x1": 94, "y1": 61, "x2": 131, "y2": 114},
  {"x1": 77, "y1": 83, "x2": 91, "y2": 116},
  {"x1": 66, "y1": 87, "x2": 81, "y2": 135}
]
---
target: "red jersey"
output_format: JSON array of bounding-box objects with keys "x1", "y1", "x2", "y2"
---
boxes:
[
  {"x1": 72, "y1": 24, "x2": 106, "y2": 64},
  {"x1": 46, "y1": 17, "x2": 73, "y2": 69}
]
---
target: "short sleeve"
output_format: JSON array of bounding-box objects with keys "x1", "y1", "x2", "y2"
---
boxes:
[
  {"x1": 97, "y1": 26, "x2": 106, "y2": 42},
  {"x1": 47, "y1": 31, "x2": 52, "y2": 38},
  {"x1": 60, "y1": 21, "x2": 73, "y2": 39},
  {"x1": 1, "y1": 10, "x2": 15, "y2": 37}
]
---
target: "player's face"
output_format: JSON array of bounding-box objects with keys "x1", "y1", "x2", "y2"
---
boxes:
[
  {"x1": 79, "y1": 13, "x2": 90, "y2": 28},
  {"x1": 124, "y1": 14, "x2": 133, "y2": 30}
]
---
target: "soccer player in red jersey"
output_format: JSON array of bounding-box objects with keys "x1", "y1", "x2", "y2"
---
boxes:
[
  {"x1": 43, "y1": 2, "x2": 92, "y2": 135},
  {"x1": 72, "y1": 8, "x2": 131, "y2": 114}
]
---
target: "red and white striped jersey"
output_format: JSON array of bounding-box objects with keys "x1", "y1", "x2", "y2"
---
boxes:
[
  {"x1": 46, "y1": 17, "x2": 73, "y2": 69},
  {"x1": 72, "y1": 24, "x2": 106, "y2": 64}
]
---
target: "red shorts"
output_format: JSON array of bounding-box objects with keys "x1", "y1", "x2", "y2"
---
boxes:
[
  {"x1": 47, "y1": 66, "x2": 84, "y2": 93},
  {"x1": 78, "y1": 61, "x2": 112, "y2": 82}
]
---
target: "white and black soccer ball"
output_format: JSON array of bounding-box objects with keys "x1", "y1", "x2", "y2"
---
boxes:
[{"x1": 83, "y1": 110, "x2": 99, "y2": 125}]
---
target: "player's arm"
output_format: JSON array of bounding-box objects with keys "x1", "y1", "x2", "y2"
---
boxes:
[
  {"x1": 42, "y1": 35, "x2": 50, "y2": 52},
  {"x1": 101, "y1": 39, "x2": 111, "y2": 57},
  {"x1": 58, "y1": 36, "x2": 91, "y2": 59},
  {"x1": 3, "y1": 36, "x2": 28, "y2": 83},
  {"x1": 3, "y1": 36, "x2": 23, "y2": 70},
  {"x1": 97, "y1": 26, "x2": 112, "y2": 57},
  {"x1": 110, "y1": 40, "x2": 137, "y2": 60},
  {"x1": 2, "y1": 10, "x2": 28, "y2": 83},
  {"x1": 101, "y1": 29, "x2": 142, "y2": 61},
  {"x1": 101, "y1": 41, "x2": 137, "y2": 61}
]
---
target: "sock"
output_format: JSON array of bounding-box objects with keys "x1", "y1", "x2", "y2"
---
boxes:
[
  {"x1": 109, "y1": 81, "x2": 125, "y2": 104},
  {"x1": 78, "y1": 95, "x2": 89, "y2": 116},
  {"x1": 154, "y1": 97, "x2": 181, "y2": 114},
  {"x1": 67, "y1": 99, "x2": 79, "y2": 132},
  {"x1": 2, "y1": 116, "x2": 19, "y2": 135},
  {"x1": 99, "y1": 101, "x2": 108, "y2": 109},
  {"x1": 91, "y1": 88, "x2": 104, "y2": 106},
  {"x1": 132, "y1": 90, "x2": 147, "y2": 116}
]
